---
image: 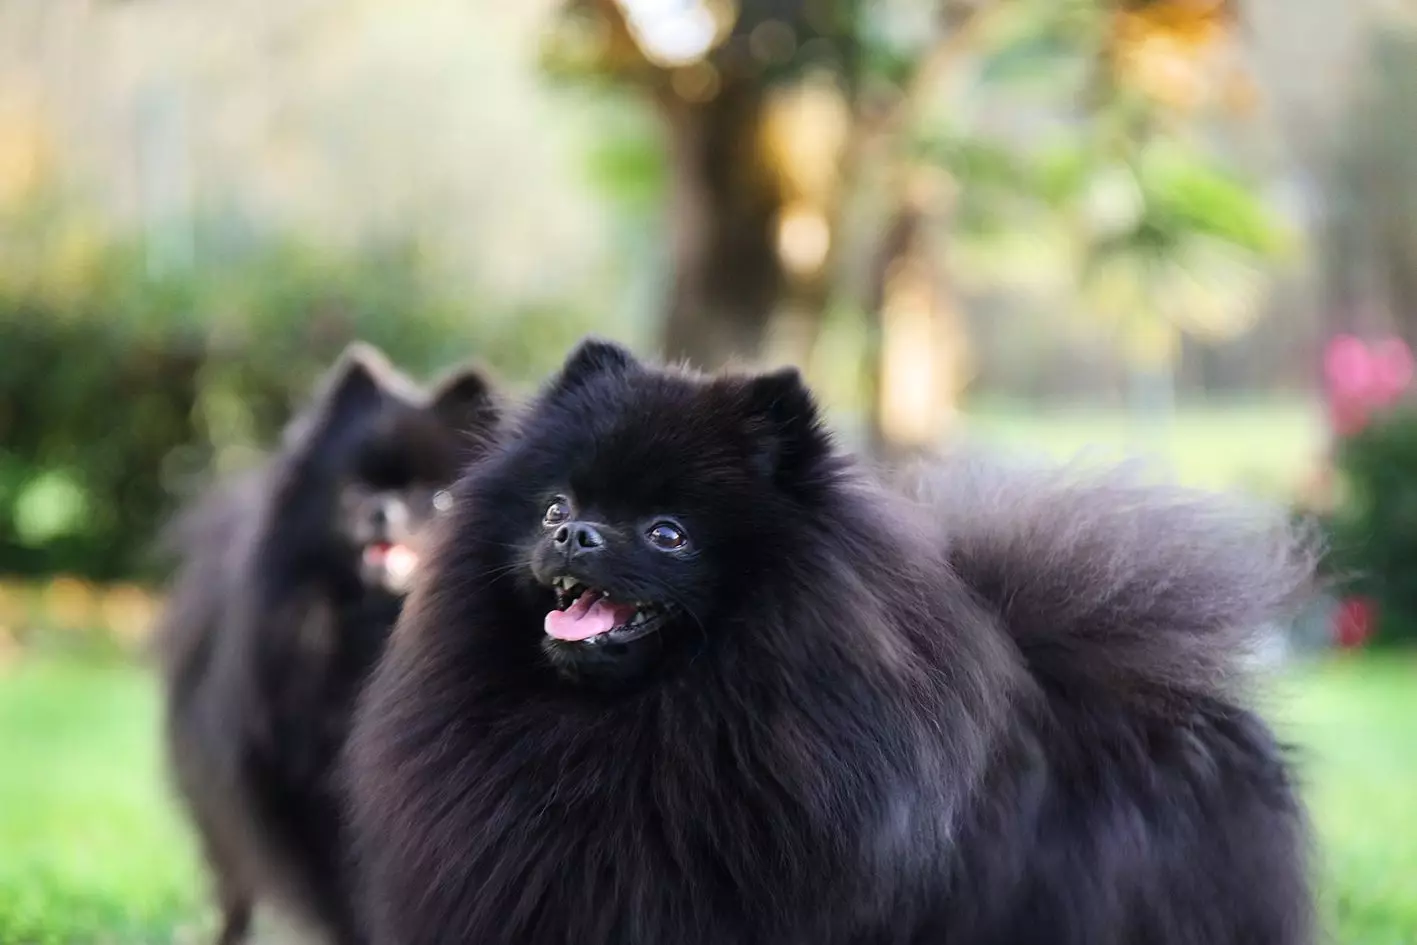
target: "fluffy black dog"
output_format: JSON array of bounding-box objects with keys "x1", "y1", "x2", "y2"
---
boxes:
[
  {"x1": 345, "y1": 339, "x2": 1315, "y2": 945},
  {"x1": 155, "y1": 343, "x2": 498, "y2": 945}
]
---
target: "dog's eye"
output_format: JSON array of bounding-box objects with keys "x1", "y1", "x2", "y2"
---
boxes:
[
  {"x1": 433, "y1": 490, "x2": 453, "y2": 513},
  {"x1": 543, "y1": 497, "x2": 572, "y2": 526},
  {"x1": 646, "y1": 521, "x2": 687, "y2": 551}
]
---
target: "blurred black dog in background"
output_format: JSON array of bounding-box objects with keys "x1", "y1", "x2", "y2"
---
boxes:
[
  {"x1": 154, "y1": 343, "x2": 498, "y2": 945},
  {"x1": 346, "y1": 339, "x2": 1315, "y2": 945}
]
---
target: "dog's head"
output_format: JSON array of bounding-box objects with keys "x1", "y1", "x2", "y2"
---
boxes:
[{"x1": 278, "y1": 343, "x2": 499, "y2": 595}]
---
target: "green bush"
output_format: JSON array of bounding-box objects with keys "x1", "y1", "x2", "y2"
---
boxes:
[{"x1": 1328, "y1": 407, "x2": 1417, "y2": 645}]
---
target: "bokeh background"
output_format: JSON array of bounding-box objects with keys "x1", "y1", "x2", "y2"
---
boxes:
[{"x1": 1, "y1": 0, "x2": 1415, "y2": 942}]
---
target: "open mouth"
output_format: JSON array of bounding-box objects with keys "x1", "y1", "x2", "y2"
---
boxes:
[
  {"x1": 544, "y1": 576, "x2": 669, "y2": 646},
  {"x1": 362, "y1": 541, "x2": 419, "y2": 589}
]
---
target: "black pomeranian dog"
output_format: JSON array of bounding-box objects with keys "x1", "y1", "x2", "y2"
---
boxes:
[
  {"x1": 155, "y1": 343, "x2": 498, "y2": 945},
  {"x1": 345, "y1": 339, "x2": 1316, "y2": 945}
]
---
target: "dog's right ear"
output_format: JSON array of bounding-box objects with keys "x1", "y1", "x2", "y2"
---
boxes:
[
  {"x1": 428, "y1": 363, "x2": 500, "y2": 447},
  {"x1": 732, "y1": 366, "x2": 832, "y2": 489},
  {"x1": 281, "y1": 343, "x2": 407, "y2": 456}
]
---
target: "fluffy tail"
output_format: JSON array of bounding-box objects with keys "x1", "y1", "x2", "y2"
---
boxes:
[{"x1": 906, "y1": 447, "x2": 1319, "y2": 706}]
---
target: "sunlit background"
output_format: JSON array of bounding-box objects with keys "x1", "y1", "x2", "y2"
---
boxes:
[{"x1": 0, "y1": 0, "x2": 1414, "y2": 942}]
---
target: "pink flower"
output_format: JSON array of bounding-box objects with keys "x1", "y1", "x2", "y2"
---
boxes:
[
  {"x1": 1322, "y1": 335, "x2": 1414, "y2": 437},
  {"x1": 1324, "y1": 335, "x2": 1375, "y2": 401}
]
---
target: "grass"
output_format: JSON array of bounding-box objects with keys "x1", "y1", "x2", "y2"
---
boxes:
[
  {"x1": 0, "y1": 658, "x2": 201, "y2": 945},
  {"x1": 1271, "y1": 656, "x2": 1417, "y2": 944},
  {"x1": 960, "y1": 398, "x2": 1326, "y2": 494},
  {"x1": 0, "y1": 653, "x2": 1412, "y2": 944}
]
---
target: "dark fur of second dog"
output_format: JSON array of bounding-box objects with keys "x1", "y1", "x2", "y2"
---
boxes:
[{"x1": 153, "y1": 343, "x2": 499, "y2": 945}]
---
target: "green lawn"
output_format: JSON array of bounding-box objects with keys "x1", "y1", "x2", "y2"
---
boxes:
[
  {"x1": 0, "y1": 658, "x2": 202, "y2": 945},
  {"x1": 1270, "y1": 656, "x2": 1417, "y2": 945},
  {"x1": 0, "y1": 654, "x2": 1412, "y2": 944},
  {"x1": 961, "y1": 399, "x2": 1326, "y2": 494}
]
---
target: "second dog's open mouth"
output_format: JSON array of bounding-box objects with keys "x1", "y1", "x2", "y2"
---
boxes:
[
  {"x1": 363, "y1": 541, "x2": 418, "y2": 589},
  {"x1": 544, "y1": 578, "x2": 668, "y2": 645}
]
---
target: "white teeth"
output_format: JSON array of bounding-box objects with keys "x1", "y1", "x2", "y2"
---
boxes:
[{"x1": 631, "y1": 611, "x2": 647, "y2": 626}]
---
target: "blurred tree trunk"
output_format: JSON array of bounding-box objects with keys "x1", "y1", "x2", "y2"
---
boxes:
[
  {"x1": 857, "y1": 0, "x2": 984, "y2": 457},
  {"x1": 862, "y1": 200, "x2": 925, "y2": 459},
  {"x1": 861, "y1": 175, "x2": 967, "y2": 462},
  {"x1": 546, "y1": 0, "x2": 857, "y2": 372},
  {"x1": 658, "y1": 87, "x2": 783, "y2": 368}
]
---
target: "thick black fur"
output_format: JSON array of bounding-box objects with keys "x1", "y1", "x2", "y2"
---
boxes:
[
  {"x1": 345, "y1": 339, "x2": 1317, "y2": 945},
  {"x1": 154, "y1": 343, "x2": 499, "y2": 945}
]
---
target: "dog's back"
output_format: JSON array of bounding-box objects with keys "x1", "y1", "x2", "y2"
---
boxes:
[
  {"x1": 154, "y1": 470, "x2": 270, "y2": 945},
  {"x1": 155, "y1": 470, "x2": 262, "y2": 709}
]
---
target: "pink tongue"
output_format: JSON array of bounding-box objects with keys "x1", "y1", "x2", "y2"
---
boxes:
[
  {"x1": 364, "y1": 542, "x2": 415, "y2": 566},
  {"x1": 544, "y1": 591, "x2": 637, "y2": 641}
]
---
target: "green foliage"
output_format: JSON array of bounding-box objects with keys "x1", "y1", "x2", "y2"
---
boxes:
[
  {"x1": 1329, "y1": 408, "x2": 1417, "y2": 645},
  {"x1": 907, "y1": 0, "x2": 1288, "y2": 359},
  {"x1": 919, "y1": 133, "x2": 1034, "y2": 195},
  {"x1": 0, "y1": 316, "x2": 207, "y2": 582},
  {"x1": 973, "y1": 0, "x2": 1101, "y2": 90},
  {"x1": 1080, "y1": 142, "x2": 1291, "y2": 273},
  {"x1": 1134, "y1": 148, "x2": 1287, "y2": 257},
  {"x1": 582, "y1": 99, "x2": 668, "y2": 214},
  {"x1": 925, "y1": 123, "x2": 1287, "y2": 264},
  {"x1": 859, "y1": 0, "x2": 937, "y2": 89}
]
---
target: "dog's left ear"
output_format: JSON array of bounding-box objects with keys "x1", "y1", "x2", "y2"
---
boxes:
[
  {"x1": 735, "y1": 366, "x2": 832, "y2": 489},
  {"x1": 548, "y1": 337, "x2": 638, "y2": 398},
  {"x1": 428, "y1": 364, "x2": 500, "y2": 448}
]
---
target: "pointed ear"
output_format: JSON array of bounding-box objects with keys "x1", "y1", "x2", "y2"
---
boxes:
[
  {"x1": 736, "y1": 367, "x2": 831, "y2": 487},
  {"x1": 550, "y1": 337, "x2": 638, "y2": 395},
  {"x1": 428, "y1": 363, "x2": 499, "y2": 447},
  {"x1": 281, "y1": 343, "x2": 402, "y2": 456}
]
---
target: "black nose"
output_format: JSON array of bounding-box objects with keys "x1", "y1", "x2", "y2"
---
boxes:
[
  {"x1": 369, "y1": 497, "x2": 406, "y2": 531},
  {"x1": 553, "y1": 522, "x2": 606, "y2": 555}
]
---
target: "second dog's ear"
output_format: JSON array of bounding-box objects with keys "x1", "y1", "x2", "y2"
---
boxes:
[
  {"x1": 282, "y1": 343, "x2": 406, "y2": 456},
  {"x1": 428, "y1": 364, "x2": 499, "y2": 448}
]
